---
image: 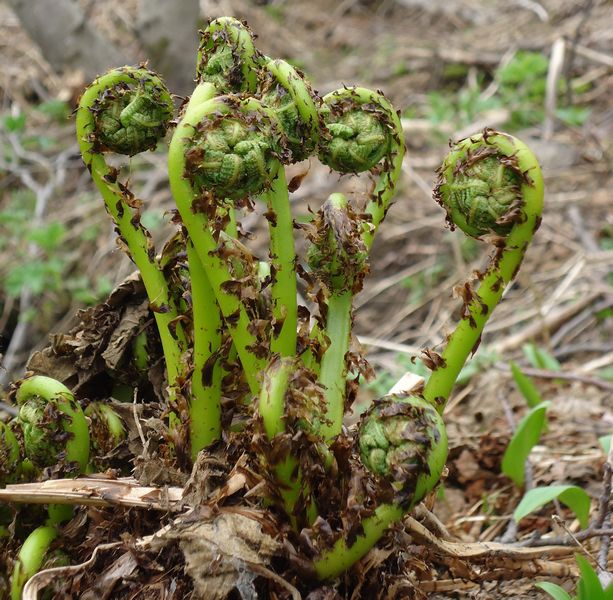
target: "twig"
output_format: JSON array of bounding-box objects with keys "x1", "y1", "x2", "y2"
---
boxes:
[
  {"x1": 0, "y1": 477, "x2": 184, "y2": 510},
  {"x1": 567, "y1": 205, "x2": 602, "y2": 254},
  {"x1": 564, "y1": 0, "x2": 596, "y2": 104},
  {"x1": 479, "y1": 48, "x2": 517, "y2": 102},
  {"x1": 514, "y1": 0, "x2": 548, "y2": 22},
  {"x1": 554, "y1": 342, "x2": 613, "y2": 360},
  {"x1": 543, "y1": 38, "x2": 565, "y2": 140},
  {"x1": 517, "y1": 528, "x2": 613, "y2": 548},
  {"x1": 550, "y1": 296, "x2": 613, "y2": 349},
  {"x1": 574, "y1": 44, "x2": 613, "y2": 69},
  {"x1": 500, "y1": 365, "x2": 613, "y2": 392},
  {"x1": 22, "y1": 542, "x2": 123, "y2": 600},
  {"x1": 247, "y1": 563, "x2": 302, "y2": 600},
  {"x1": 404, "y1": 514, "x2": 576, "y2": 561},
  {"x1": 358, "y1": 335, "x2": 420, "y2": 356},
  {"x1": 355, "y1": 257, "x2": 435, "y2": 309},
  {"x1": 492, "y1": 291, "x2": 601, "y2": 353}
]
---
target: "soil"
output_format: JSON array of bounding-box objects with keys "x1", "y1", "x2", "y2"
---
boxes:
[{"x1": 0, "y1": 0, "x2": 612, "y2": 598}]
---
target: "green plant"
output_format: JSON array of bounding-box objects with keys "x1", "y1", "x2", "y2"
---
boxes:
[
  {"x1": 537, "y1": 554, "x2": 613, "y2": 600},
  {"x1": 425, "y1": 50, "x2": 591, "y2": 134},
  {"x1": 14, "y1": 375, "x2": 89, "y2": 473},
  {"x1": 313, "y1": 128, "x2": 544, "y2": 578},
  {"x1": 504, "y1": 363, "x2": 594, "y2": 541},
  {"x1": 8, "y1": 376, "x2": 90, "y2": 597},
  {"x1": 514, "y1": 485, "x2": 591, "y2": 529},
  {"x1": 501, "y1": 401, "x2": 550, "y2": 487},
  {"x1": 10, "y1": 524, "x2": 59, "y2": 600},
  {"x1": 523, "y1": 342, "x2": 562, "y2": 372},
  {"x1": 510, "y1": 361, "x2": 543, "y2": 407},
  {"x1": 0, "y1": 178, "x2": 110, "y2": 320},
  {"x1": 5, "y1": 16, "x2": 546, "y2": 587},
  {"x1": 0, "y1": 421, "x2": 21, "y2": 486}
]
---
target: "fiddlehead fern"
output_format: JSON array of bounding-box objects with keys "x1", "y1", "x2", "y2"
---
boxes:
[
  {"x1": 318, "y1": 88, "x2": 405, "y2": 249},
  {"x1": 302, "y1": 91, "x2": 402, "y2": 443},
  {"x1": 257, "y1": 58, "x2": 322, "y2": 357},
  {"x1": 93, "y1": 79, "x2": 172, "y2": 156},
  {"x1": 76, "y1": 66, "x2": 185, "y2": 392},
  {"x1": 259, "y1": 58, "x2": 322, "y2": 163},
  {"x1": 10, "y1": 525, "x2": 59, "y2": 600},
  {"x1": 196, "y1": 17, "x2": 261, "y2": 93},
  {"x1": 186, "y1": 21, "x2": 265, "y2": 450},
  {"x1": 303, "y1": 91, "x2": 402, "y2": 440},
  {"x1": 307, "y1": 193, "x2": 368, "y2": 441},
  {"x1": 435, "y1": 145, "x2": 522, "y2": 237},
  {"x1": 258, "y1": 357, "x2": 320, "y2": 529},
  {"x1": 312, "y1": 130, "x2": 543, "y2": 579},
  {"x1": 14, "y1": 376, "x2": 89, "y2": 473},
  {"x1": 184, "y1": 105, "x2": 276, "y2": 201},
  {"x1": 307, "y1": 193, "x2": 369, "y2": 296},
  {"x1": 313, "y1": 393, "x2": 447, "y2": 580},
  {"x1": 319, "y1": 87, "x2": 393, "y2": 174},
  {"x1": 424, "y1": 129, "x2": 544, "y2": 408},
  {"x1": 84, "y1": 402, "x2": 127, "y2": 460},
  {"x1": 169, "y1": 95, "x2": 280, "y2": 394},
  {"x1": 358, "y1": 394, "x2": 447, "y2": 502}
]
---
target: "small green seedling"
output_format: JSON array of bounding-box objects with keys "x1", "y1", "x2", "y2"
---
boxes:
[
  {"x1": 510, "y1": 361, "x2": 543, "y2": 408},
  {"x1": 537, "y1": 554, "x2": 613, "y2": 600},
  {"x1": 598, "y1": 434, "x2": 611, "y2": 454},
  {"x1": 523, "y1": 342, "x2": 562, "y2": 372},
  {"x1": 501, "y1": 401, "x2": 550, "y2": 487}
]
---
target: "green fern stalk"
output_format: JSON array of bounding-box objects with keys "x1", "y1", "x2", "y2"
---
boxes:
[
  {"x1": 423, "y1": 130, "x2": 544, "y2": 410},
  {"x1": 258, "y1": 357, "x2": 318, "y2": 528},
  {"x1": 75, "y1": 66, "x2": 185, "y2": 392},
  {"x1": 260, "y1": 165, "x2": 298, "y2": 357},
  {"x1": 168, "y1": 94, "x2": 278, "y2": 393}
]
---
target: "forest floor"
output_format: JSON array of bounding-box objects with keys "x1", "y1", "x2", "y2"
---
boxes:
[{"x1": 0, "y1": 0, "x2": 612, "y2": 598}]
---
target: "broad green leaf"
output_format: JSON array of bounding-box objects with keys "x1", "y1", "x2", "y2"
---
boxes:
[
  {"x1": 514, "y1": 485, "x2": 591, "y2": 529},
  {"x1": 576, "y1": 554, "x2": 605, "y2": 600},
  {"x1": 535, "y1": 582, "x2": 572, "y2": 600},
  {"x1": 502, "y1": 401, "x2": 550, "y2": 487},
  {"x1": 599, "y1": 435, "x2": 612, "y2": 454},
  {"x1": 511, "y1": 362, "x2": 542, "y2": 407}
]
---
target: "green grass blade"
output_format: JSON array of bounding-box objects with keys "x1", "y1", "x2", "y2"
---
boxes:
[
  {"x1": 501, "y1": 401, "x2": 550, "y2": 487},
  {"x1": 522, "y1": 343, "x2": 561, "y2": 371},
  {"x1": 510, "y1": 361, "x2": 542, "y2": 407},
  {"x1": 535, "y1": 582, "x2": 573, "y2": 600},
  {"x1": 576, "y1": 554, "x2": 605, "y2": 600}
]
